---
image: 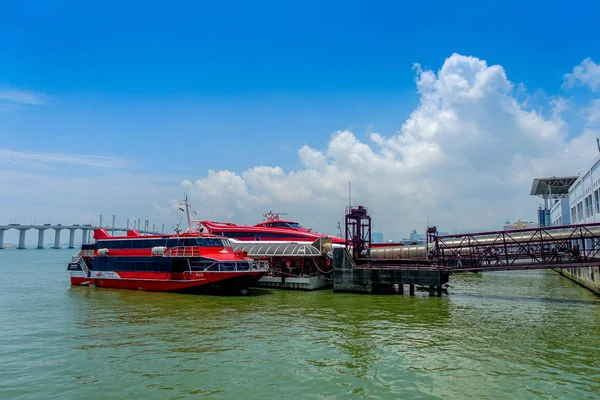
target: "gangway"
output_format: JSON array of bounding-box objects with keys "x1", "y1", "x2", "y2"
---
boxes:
[{"x1": 359, "y1": 222, "x2": 600, "y2": 273}]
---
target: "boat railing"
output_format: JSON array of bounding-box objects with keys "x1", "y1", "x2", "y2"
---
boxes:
[
  {"x1": 71, "y1": 255, "x2": 90, "y2": 276},
  {"x1": 165, "y1": 246, "x2": 202, "y2": 257}
]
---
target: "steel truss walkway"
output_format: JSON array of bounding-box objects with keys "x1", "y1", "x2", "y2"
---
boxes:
[{"x1": 360, "y1": 222, "x2": 600, "y2": 272}]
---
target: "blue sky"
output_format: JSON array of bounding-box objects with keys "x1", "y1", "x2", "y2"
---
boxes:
[{"x1": 1, "y1": 0, "x2": 600, "y2": 243}]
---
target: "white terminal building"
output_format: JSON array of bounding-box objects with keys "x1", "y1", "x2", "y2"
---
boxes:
[
  {"x1": 531, "y1": 153, "x2": 600, "y2": 227},
  {"x1": 531, "y1": 152, "x2": 600, "y2": 295},
  {"x1": 568, "y1": 154, "x2": 600, "y2": 224}
]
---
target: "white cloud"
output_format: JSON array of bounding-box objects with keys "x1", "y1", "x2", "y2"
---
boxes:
[
  {"x1": 185, "y1": 54, "x2": 598, "y2": 240},
  {"x1": 586, "y1": 99, "x2": 600, "y2": 125},
  {"x1": 0, "y1": 90, "x2": 47, "y2": 105},
  {"x1": 563, "y1": 58, "x2": 600, "y2": 92}
]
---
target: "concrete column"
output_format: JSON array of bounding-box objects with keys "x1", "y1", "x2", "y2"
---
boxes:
[
  {"x1": 17, "y1": 228, "x2": 29, "y2": 249},
  {"x1": 53, "y1": 228, "x2": 63, "y2": 249},
  {"x1": 81, "y1": 229, "x2": 88, "y2": 245},
  {"x1": 68, "y1": 229, "x2": 76, "y2": 249},
  {"x1": 37, "y1": 228, "x2": 48, "y2": 249},
  {"x1": 0, "y1": 228, "x2": 6, "y2": 249}
]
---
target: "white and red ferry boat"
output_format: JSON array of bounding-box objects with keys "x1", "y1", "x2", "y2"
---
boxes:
[
  {"x1": 67, "y1": 207, "x2": 267, "y2": 294},
  {"x1": 195, "y1": 211, "x2": 346, "y2": 245}
]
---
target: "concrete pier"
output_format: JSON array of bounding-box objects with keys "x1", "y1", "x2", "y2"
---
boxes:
[
  {"x1": 36, "y1": 228, "x2": 48, "y2": 249},
  {"x1": 53, "y1": 228, "x2": 62, "y2": 249},
  {"x1": 0, "y1": 228, "x2": 6, "y2": 249},
  {"x1": 68, "y1": 229, "x2": 76, "y2": 249},
  {"x1": 332, "y1": 248, "x2": 449, "y2": 294},
  {"x1": 556, "y1": 267, "x2": 600, "y2": 295},
  {"x1": 17, "y1": 228, "x2": 30, "y2": 249}
]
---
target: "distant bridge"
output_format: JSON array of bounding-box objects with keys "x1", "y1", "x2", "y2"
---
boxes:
[{"x1": 0, "y1": 216, "x2": 165, "y2": 249}]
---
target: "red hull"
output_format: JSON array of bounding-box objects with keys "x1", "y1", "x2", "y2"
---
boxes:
[{"x1": 70, "y1": 271, "x2": 266, "y2": 293}]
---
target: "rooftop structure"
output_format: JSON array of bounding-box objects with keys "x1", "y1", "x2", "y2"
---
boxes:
[
  {"x1": 531, "y1": 176, "x2": 578, "y2": 227},
  {"x1": 530, "y1": 176, "x2": 578, "y2": 199}
]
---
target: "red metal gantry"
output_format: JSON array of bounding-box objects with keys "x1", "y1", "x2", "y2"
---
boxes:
[{"x1": 345, "y1": 206, "x2": 372, "y2": 259}]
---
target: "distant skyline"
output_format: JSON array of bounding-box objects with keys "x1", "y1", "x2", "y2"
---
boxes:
[{"x1": 2, "y1": 0, "x2": 600, "y2": 244}]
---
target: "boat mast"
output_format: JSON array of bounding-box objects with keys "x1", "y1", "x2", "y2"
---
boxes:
[{"x1": 183, "y1": 195, "x2": 192, "y2": 230}]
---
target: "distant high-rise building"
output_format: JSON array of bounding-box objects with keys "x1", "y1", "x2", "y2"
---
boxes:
[
  {"x1": 409, "y1": 230, "x2": 424, "y2": 241},
  {"x1": 503, "y1": 219, "x2": 538, "y2": 230},
  {"x1": 372, "y1": 232, "x2": 384, "y2": 243}
]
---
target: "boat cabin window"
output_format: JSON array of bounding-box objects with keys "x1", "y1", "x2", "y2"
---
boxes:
[
  {"x1": 220, "y1": 231, "x2": 306, "y2": 239},
  {"x1": 220, "y1": 262, "x2": 236, "y2": 271},
  {"x1": 166, "y1": 238, "x2": 229, "y2": 247},
  {"x1": 96, "y1": 237, "x2": 231, "y2": 249},
  {"x1": 97, "y1": 239, "x2": 169, "y2": 249},
  {"x1": 171, "y1": 259, "x2": 188, "y2": 273},
  {"x1": 265, "y1": 222, "x2": 303, "y2": 229}
]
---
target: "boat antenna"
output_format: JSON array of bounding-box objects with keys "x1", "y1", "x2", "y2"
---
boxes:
[{"x1": 348, "y1": 181, "x2": 352, "y2": 208}]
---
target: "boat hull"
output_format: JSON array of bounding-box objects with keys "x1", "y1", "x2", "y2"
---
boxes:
[{"x1": 70, "y1": 270, "x2": 266, "y2": 295}]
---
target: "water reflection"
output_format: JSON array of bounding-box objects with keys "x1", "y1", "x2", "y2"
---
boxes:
[{"x1": 58, "y1": 273, "x2": 600, "y2": 399}]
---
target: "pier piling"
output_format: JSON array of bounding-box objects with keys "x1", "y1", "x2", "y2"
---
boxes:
[
  {"x1": 37, "y1": 228, "x2": 47, "y2": 249},
  {"x1": 17, "y1": 228, "x2": 30, "y2": 249},
  {"x1": 68, "y1": 228, "x2": 76, "y2": 249},
  {"x1": 53, "y1": 228, "x2": 62, "y2": 249}
]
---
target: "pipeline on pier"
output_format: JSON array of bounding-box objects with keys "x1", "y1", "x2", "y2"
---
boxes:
[{"x1": 357, "y1": 220, "x2": 600, "y2": 272}]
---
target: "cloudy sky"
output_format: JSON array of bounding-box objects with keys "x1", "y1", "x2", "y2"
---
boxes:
[{"x1": 1, "y1": 0, "x2": 600, "y2": 244}]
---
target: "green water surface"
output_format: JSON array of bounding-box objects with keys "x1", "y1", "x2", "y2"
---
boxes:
[{"x1": 1, "y1": 249, "x2": 599, "y2": 399}]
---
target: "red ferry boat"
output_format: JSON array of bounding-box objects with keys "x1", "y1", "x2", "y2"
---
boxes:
[
  {"x1": 67, "y1": 228, "x2": 267, "y2": 295},
  {"x1": 195, "y1": 211, "x2": 346, "y2": 245}
]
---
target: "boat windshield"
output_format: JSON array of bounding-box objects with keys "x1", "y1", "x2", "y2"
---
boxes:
[
  {"x1": 265, "y1": 221, "x2": 304, "y2": 229},
  {"x1": 167, "y1": 238, "x2": 231, "y2": 247},
  {"x1": 194, "y1": 238, "x2": 232, "y2": 247}
]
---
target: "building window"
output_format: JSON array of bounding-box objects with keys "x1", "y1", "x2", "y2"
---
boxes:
[
  {"x1": 571, "y1": 207, "x2": 577, "y2": 223},
  {"x1": 577, "y1": 202, "x2": 584, "y2": 222},
  {"x1": 595, "y1": 190, "x2": 600, "y2": 214}
]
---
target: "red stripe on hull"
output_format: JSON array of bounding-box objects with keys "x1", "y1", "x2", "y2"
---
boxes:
[
  {"x1": 70, "y1": 271, "x2": 266, "y2": 294},
  {"x1": 70, "y1": 276, "x2": 92, "y2": 285}
]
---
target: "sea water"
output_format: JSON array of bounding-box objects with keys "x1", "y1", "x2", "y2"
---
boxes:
[{"x1": 1, "y1": 249, "x2": 599, "y2": 399}]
